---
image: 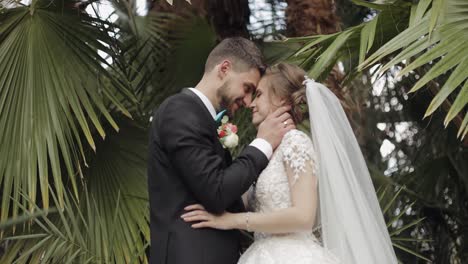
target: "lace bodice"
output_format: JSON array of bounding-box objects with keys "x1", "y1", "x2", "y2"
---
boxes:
[{"x1": 247, "y1": 129, "x2": 318, "y2": 240}]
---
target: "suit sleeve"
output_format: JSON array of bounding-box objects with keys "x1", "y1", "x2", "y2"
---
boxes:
[{"x1": 157, "y1": 96, "x2": 268, "y2": 214}]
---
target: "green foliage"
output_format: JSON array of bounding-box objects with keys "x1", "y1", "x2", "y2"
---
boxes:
[
  {"x1": 285, "y1": 0, "x2": 468, "y2": 139},
  {"x1": 0, "y1": 0, "x2": 216, "y2": 261},
  {"x1": 0, "y1": 0, "x2": 135, "y2": 225},
  {"x1": 378, "y1": 185, "x2": 432, "y2": 262},
  {"x1": 1, "y1": 117, "x2": 149, "y2": 263}
]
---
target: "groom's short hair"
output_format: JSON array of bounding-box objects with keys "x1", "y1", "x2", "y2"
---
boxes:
[{"x1": 204, "y1": 37, "x2": 265, "y2": 74}]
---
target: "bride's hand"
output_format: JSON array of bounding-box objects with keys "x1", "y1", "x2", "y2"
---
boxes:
[{"x1": 181, "y1": 204, "x2": 235, "y2": 230}]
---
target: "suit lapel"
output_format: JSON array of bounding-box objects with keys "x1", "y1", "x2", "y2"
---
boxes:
[
  {"x1": 181, "y1": 88, "x2": 215, "y2": 127},
  {"x1": 181, "y1": 88, "x2": 225, "y2": 157}
]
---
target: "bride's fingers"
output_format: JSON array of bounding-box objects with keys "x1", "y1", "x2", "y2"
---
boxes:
[
  {"x1": 285, "y1": 123, "x2": 296, "y2": 130},
  {"x1": 181, "y1": 210, "x2": 206, "y2": 218},
  {"x1": 182, "y1": 214, "x2": 211, "y2": 222},
  {"x1": 181, "y1": 210, "x2": 213, "y2": 222},
  {"x1": 191, "y1": 221, "x2": 212, "y2": 229},
  {"x1": 184, "y1": 204, "x2": 205, "y2": 211}
]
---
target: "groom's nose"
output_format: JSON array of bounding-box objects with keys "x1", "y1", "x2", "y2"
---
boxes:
[{"x1": 243, "y1": 94, "x2": 253, "y2": 107}]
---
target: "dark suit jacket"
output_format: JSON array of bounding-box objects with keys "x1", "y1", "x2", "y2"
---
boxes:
[{"x1": 148, "y1": 89, "x2": 268, "y2": 264}]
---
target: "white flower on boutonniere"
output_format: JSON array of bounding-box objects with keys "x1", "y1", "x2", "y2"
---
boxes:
[
  {"x1": 217, "y1": 116, "x2": 239, "y2": 149},
  {"x1": 223, "y1": 133, "x2": 239, "y2": 149}
]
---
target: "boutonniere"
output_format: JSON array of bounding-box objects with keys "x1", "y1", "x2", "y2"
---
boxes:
[{"x1": 217, "y1": 116, "x2": 239, "y2": 149}]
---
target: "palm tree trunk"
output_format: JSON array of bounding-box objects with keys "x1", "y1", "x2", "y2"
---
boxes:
[
  {"x1": 150, "y1": 0, "x2": 251, "y2": 39},
  {"x1": 285, "y1": 0, "x2": 340, "y2": 36}
]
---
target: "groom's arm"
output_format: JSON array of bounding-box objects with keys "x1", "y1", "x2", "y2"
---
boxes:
[{"x1": 158, "y1": 97, "x2": 268, "y2": 214}]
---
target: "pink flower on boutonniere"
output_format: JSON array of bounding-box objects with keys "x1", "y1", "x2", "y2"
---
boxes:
[{"x1": 217, "y1": 116, "x2": 239, "y2": 149}]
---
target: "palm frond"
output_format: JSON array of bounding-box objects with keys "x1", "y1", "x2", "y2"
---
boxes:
[
  {"x1": 82, "y1": 117, "x2": 149, "y2": 263},
  {"x1": 0, "y1": 1, "x2": 134, "y2": 223},
  {"x1": 361, "y1": 0, "x2": 468, "y2": 137},
  {"x1": 377, "y1": 185, "x2": 432, "y2": 262},
  {"x1": 284, "y1": 0, "x2": 468, "y2": 139},
  {"x1": 1, "y1": 118, "x2": 149, "y2": 263}
]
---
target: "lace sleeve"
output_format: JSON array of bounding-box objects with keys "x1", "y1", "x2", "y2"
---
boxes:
[{"x1": 281, "y1": 130, "x2": 318, "y2": 185}]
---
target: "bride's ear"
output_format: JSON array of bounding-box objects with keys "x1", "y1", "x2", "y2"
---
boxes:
[{"x1": 279, "y1": 98, "x2": 288, "y2": 106}]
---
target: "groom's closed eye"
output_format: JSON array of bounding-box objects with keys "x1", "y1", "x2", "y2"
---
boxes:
[{"x1": 244, "y1": 83, "x2": 256, "y2": 94}]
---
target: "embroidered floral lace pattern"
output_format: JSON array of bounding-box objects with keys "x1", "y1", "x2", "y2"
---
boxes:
[
  {"x1": 240, "y1": 130, "x2": 340, "y2": 264},
  {"x1": 281, "y1": 129, "x2": 318, "y2": 184}
]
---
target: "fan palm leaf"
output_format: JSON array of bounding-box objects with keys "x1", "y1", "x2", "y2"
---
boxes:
[
  {"x1": 1, "y1": 2, "x2": 217, "y2": 261},
  {"x1": 0, "y1": 0, "x2": 135, "y2": 223},
  {"x1": 1, "y1": 117, "x2": 149, "y2": 263}
]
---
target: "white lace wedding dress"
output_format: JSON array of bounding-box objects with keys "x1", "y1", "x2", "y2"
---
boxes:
[{"x1": 239, "y1": 129, "x2": 341, "y2": 264}]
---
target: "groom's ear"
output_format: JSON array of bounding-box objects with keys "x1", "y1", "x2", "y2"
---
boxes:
[{"x1": 218, "y1": 60, "x2": 232, "y2": 78}]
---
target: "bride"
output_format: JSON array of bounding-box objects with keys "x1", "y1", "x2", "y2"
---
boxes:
[{"x1": 181, "y1": 63, "x2": 398, "y2": 264}]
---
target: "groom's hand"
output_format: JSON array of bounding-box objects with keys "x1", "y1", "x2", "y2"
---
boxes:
[{"x1": 257, "y1": 106, "x2": 295, "y2": 150}]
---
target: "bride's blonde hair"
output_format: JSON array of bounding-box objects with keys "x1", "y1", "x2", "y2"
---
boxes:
[{"x1": 263, "y1": 63, "x2": 309, "y2": 124}]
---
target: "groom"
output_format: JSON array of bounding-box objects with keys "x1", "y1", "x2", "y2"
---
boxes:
[{"x1": 148, "y1": 37, "x2": 294, "y2": 264}]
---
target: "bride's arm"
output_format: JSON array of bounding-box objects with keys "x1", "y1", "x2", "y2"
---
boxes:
[
  {"x1": 182, "y1": 161, "x2": 318, "y2": 234},
  {"x1": 236, "y1": 162, "x2": 318, "y2": 233}
]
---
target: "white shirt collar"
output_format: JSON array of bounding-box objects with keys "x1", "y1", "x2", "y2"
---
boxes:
[{"x1": 188, "y1": 88, "x2": 217, "y2": 120}]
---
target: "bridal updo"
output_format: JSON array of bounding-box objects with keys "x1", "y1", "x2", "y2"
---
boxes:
[{"x1": 263, "y1": 63, "x2": 309, "y2": 124}]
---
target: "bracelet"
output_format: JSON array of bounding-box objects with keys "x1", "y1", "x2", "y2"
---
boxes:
[{"x1": 245, "y1": 212, "x2": 251, "y2": 232}]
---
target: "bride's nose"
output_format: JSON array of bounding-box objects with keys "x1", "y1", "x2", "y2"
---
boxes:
[{"x1": 249, "y1": 98, "x2": 257, "y2": 109}]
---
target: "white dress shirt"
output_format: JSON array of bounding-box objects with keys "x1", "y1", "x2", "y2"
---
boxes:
[{"x1": 188, "y1": 88, "x2": 273, "y2": 160}]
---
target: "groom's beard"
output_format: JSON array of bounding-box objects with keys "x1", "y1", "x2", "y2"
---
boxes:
[{"x1": 217, "y1": 82, "x2": 236, "y2": 118}]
